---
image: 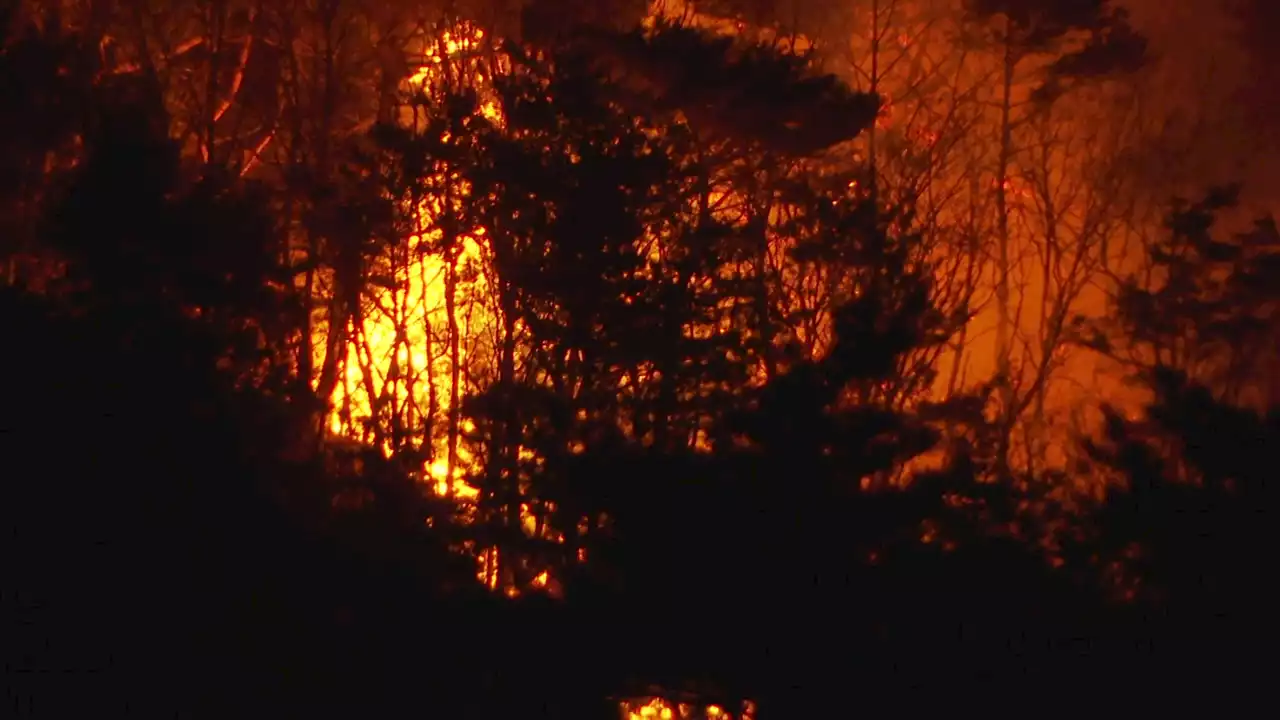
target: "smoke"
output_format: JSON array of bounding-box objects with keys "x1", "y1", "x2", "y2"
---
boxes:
[
  {"x1": 671, "y1": 0, "x2": 1276, "y2": 210},
  {"x1": 1117, "y1": 0, "x2": 1277, "y2": 211}
]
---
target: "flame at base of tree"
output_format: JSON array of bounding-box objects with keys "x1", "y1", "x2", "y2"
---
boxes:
[{"x1": 316, "y1": 227, "x2": 490, "y2": 497}]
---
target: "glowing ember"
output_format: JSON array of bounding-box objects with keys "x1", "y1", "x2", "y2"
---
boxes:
[{"x1": 619, "y1": 697, "x2": 755, "y2": 720}]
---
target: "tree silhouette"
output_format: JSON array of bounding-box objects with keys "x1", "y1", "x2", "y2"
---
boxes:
[
  {"x1": 0, "y1": 1, "x2": 96, "y2": 288},
  {"x1": 1083, "y1": 185, "x2": 1280, "y2": 406},
  {"x1": 961, "y1": 0, "x2": 1147, "y2": 477},
  {"x1": 578, "y1": 16, "x2": 880, "y2": 155},
  {"x1": 1, "y1": 37, "x2": 486, "y2": 716},
  {"x1": 1072, "y1": 189, "x2": 1277, "y2": 698}
]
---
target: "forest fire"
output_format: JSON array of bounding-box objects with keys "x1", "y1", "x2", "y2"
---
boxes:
[
  {"x1": 5, "y1": 0, "x2": 1276, "y2": 717},
  {"x1": 312, "y1": 2, "x2": 1149, "y2": 707}
]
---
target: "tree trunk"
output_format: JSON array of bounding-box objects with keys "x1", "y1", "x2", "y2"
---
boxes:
[{"x1": 994, "y1": 25, "x2": 1016, "y2": 477}]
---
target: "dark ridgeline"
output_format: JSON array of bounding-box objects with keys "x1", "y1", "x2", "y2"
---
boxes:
[{"x1": 2, "y1": 2, "x2": 1273, "y2": 717}]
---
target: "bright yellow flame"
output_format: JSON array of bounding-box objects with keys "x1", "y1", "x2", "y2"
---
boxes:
[
  {"x1": 318, "y1": 20, "x2": 569, "y2": 599},
  {"x1": 316, "y1": 22, "x2": 508, "y2": 599},
  {"x1": 619, "y1": 698, "x2": 753, "y2": 720},
  {"x1": 406, "y1": 24, "x2": 503, "y2": 124},
  {"x1": 321, "y1": 19, "x2": 501, "y2": 488},
  {"x1": 321, "y1": 225, "x2": 492, "y2": 498}
]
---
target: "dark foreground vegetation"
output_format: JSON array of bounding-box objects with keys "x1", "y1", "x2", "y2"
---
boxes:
[{"x1": 3, "y1": 2, "x2": 1274, "y2": 717}]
